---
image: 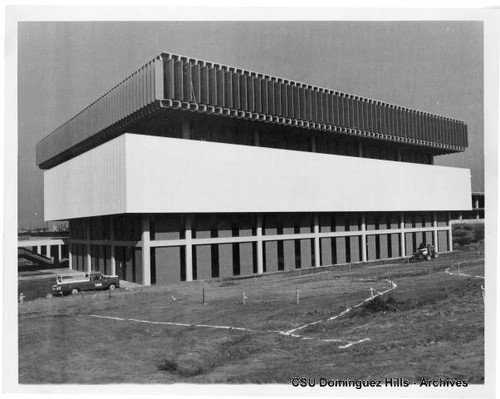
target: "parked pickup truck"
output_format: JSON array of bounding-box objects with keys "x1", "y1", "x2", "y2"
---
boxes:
[{"x1": 52, "y1": 272, "x2": 120, "y2": 295}]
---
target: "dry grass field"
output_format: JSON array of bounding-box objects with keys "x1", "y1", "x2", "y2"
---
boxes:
[{"x1": 18, "y1": 249, "x2": 484, "y2": 384}]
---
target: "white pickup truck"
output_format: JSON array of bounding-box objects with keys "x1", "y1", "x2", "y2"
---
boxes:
[{"x1": 52, "y1": 271, "x2": 120, "y2": 295}]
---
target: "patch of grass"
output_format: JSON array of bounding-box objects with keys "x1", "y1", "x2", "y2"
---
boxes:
[
  {"x1": 158, "y1": 359, "x2": 180, "y2": 373},
  {"x1": 157, "y1": 333, "x2": 261, "y2": 378},
  {"x1": 364, "y1": 295, "x2": 401, "y2": 312},
  {"x1": 158, "y1": 358, "x2": 206, "y2": 377},
  {"x1": 453, "y1": 223, "x2": 484, "y2": 247},
  {"x1": 18, "y1": 277, "x2": 56, "y2": 301},
  {"x1": 219, "y1": 280, "x2": 237, "y2": 287}
]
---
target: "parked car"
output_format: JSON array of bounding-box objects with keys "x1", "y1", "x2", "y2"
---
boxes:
[{"x1": 52, "y1": 271, "x2": 120, "y2": 295}]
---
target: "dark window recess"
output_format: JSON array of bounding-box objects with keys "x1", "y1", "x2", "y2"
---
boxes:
[
  {"x1": 150, "y1": 218, "x2": 156, "y2": 241},
  {"x1": 277, "y1": 240, "x2": 284, "y2": 271},
  {"x1": 121, "y1": 247, "x2": 127, "y2": 281},
  {"x1": 231, "y1": 224, "x2": 239, "y2": 238},
  {"x1": 211, "y1": 245, "x2": 219, "y2": 278},
  {"x1": 375, "y1": 236, "x2": 381, "y2": 260},
  {"x1": 277, "y1": 222, "x2": 284, "y2": 271},
  {"x1": 311, "y1": 239, "x2": 317, "y2": 266},
  {"x1": 252, "y1": 242, "x2": 258, "y2": 274},
  {"x1": 387, "y1": 236, "x2": 392, "y2": 258},
  {"x1": 180, "y1": 246, "x2": 186, "y2": 282},
  {"x1": 294, "y1": 239, "x2": 301, "y2": 269},
  {"x1": 294, "y1": 223, "x2": 300, "y2": 235},
  {"x1": 192, "y1": 248, "x2": 198, "y2": 281},
  {"x1": 331, "y1": 238, "x2": 337, "y2": 265},
  {"x1": 103, "y1": 247, "x2": 107, "y2": 273},
  {"x1": 412, "y1": 233, "x2": 417, "y2": 252},
  {"x1": 179, "y1": 215, "x2": 186, "y2": 239},
  {"x1": 151, "y1": 248, "x2": 156, "y2": 284},
  {"x1": 262, "y1": 244, "x2": 267, "y2": 273},
  {"x1": 131, "y1": 248, "x2": 136, "y2": 282},
  {"x1": 345, "y1": 237, "x2": 351, "y2": 263},
  {"x1": 232, "y1": 243, "x2": 240, "y2": 276}
]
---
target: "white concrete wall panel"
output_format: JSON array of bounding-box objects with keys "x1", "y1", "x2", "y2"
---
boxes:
[
  {"x1": 239, "y1": 243, "x2": 254, "y2": 276},
  {"x1": 379, "y1": 235, "x2": 389, "y2": 259},
  {"x1": 195, "y1": 245, "x2": 212, "y2": 280},
  {"x1": 350, "y1": 237, "x2": 361, "y2": 263},
  {"x1": 44, "y1": 136, "x2": 127, "y2": 220},
  {"x1": 391, "y1": 234, "x2": 400, "y2": 257},
  {"x1": 300, "y1": 239, "x2": 312, "y2": 268},
  {"x1": 125, "y1": 135, "x2": 471, "y2": 214},
  {"x1": 264, "y1": 241, "x2": 278, "y2": 272},
  {"x1": 320, "y1": 238, "x2": 332, "y2": 266},
  {"x1": 336, "y1": 237, "x2": 347, "y2": 263},
  {"x1": 155, "y1": 246, "x2": 182, "y2": 284},
  {"x1": 45, "y1": 134, "x2": 472, "y2": 220},
  {"x1": 219, "y1": 244, "x2": 233, "y2": 277},
  {"x1": 283, "y1": 240, "x2": 296, "y2": 270}
]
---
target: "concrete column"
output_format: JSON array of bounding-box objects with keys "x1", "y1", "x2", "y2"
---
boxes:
[
  {"x1": 58, "y1": 245, "x2": 62, "y2": 263},
  {"x1": 254, "y1": 129, "x2": 260, "y2": 146},
  {"x1": 185, "y1": 215, "x2": 193, "y2": 281},
  {"x1": 311, "y1": 136, "x2": 317, "y2": 152},
  {"x1": 37, "y1": 245, "x2": 41, "y2": 254},
  {"x1": 400, "y1": 212, "x2": 406, "y2": 257},
  {"x1": 68, "y1": 244, "x2": 73, "y2": 270},
  {"x1": 47, "y1": 245, "x2": 52, "y2": 260},
  {"x1": 313, "y1": 213, "x2": 320, "y2": 267},
  {"x1": 256, "y1": 214, "x2": 264, "y2": 275},
  {"x1": 475, "y1": 198, "x2": 479, "y2": 209},
  {"x1": 448, "y1": 212, "x2": 453, "y2": 252},
  {"x1": 476, "y1": 213, "x2": 480, "y2": 220},
  {"x1": 110, "y1": 218, "x2": 116, "y2": 275},
  {"x1": 459, "y1": 212, "x2": 463, "y2": 220},
  {"x1": 358, "y1": 141, "x2": 363, "y2": 158},
  {"x1": 433, "y1": 212, "x2": 439, "y2": 252},
  {"x1": 86, "y1": 221, "x2": 91, "y2": 273},
  {"x1": 361, "y1": 213, "x2": 367, "y2": 262},
  {"x1": 141, "y1": 215, "x2": 151, "y2": 286},
  {"x1": 181, "y1": 119, "x2": 190, "y2": 139}
]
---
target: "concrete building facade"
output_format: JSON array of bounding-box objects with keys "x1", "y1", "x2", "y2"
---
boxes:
[
  {"x1": 18, "y1": 235, "x2": 68, "y2": 265},
  {"x1": 37, "y1": 52, "x2": 472, "y2": 286},
  {"x1": 452, "y1": 192, "x2": 485, "y2": 221}
]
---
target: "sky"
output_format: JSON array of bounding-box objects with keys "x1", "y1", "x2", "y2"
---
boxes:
[{"x1": 17, "y1": 21, "x2": 484, "y2": 229}]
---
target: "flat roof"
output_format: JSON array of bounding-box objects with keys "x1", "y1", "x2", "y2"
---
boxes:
[{"x1": 37, "y1": 52, "x2": 468, "y2": 170}]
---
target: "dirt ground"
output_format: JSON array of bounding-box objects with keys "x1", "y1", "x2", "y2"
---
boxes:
[{"x1": 18, "y1": 249, "x2": 484, "y2": 384}]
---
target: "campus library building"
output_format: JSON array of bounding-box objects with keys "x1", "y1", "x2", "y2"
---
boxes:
[{"x1": 37, "y1": 52, "x2": 472, "y2": 285}]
